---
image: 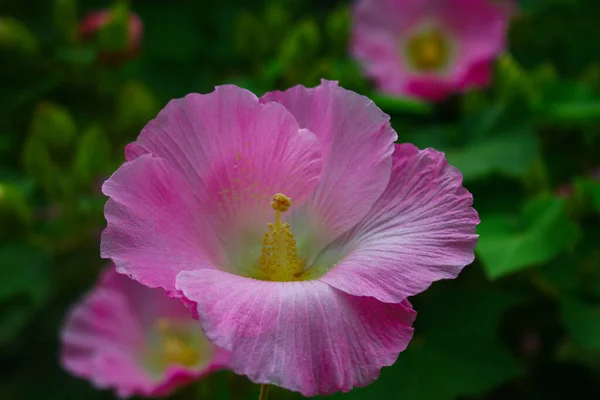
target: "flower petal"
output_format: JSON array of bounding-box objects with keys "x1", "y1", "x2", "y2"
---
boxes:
[
  {"x1": 262, "y1": 81, "x2": 397, "y2": 258},
  {"x1": 101, "y1": 154, "x2": 216, "y2": 293},
  {"x1": 118, "y1": 85, "x2": 323, "y2": 276},
  {"x1": 176, "y1": 269, "x2": 415, "y2": 396},
  {"x1": 319, "y1": 143, "x2": 479, "y2": 303}
]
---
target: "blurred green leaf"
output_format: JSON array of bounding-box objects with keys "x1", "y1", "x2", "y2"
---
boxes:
[
  {"x1": 29, "y1": 101, "x2": 77, "y2": 151},
  {"x1": 371, "y1": 93, "x2": 434, "y2": 115},
  {"x1": 477, "y1": 197, "x2": 581, "y2": 279},
  {"x1": 0, "y1": 303, "x2": 32, "y2": 347},
  {"x1": 0, "y1": 183, "x2": 32, "y2": 239},
  {"x1": 0, "y1": 243, "x2": 52, "y2": 306},
  {"x1": 73, "y1": 124, "x2": 110, "y2": 187},
  {"x1": 0, "y1": 17, "x2": 39, "y2": 56},
  {"x1": 115, "y1": 81, "x2": 159, "y2": 133},
  {"x1": 327, "y1": 289, "x2": 521, "y2": 400},
  {"x1": 53, "y1": 0, "x2": 78, "y2": 42},
  {"x1": 561, "y1": 296, "x2": 600, "y2": 350},
  {"x1": 446, "y1": 129, "x2": 539, "y2": 182}
]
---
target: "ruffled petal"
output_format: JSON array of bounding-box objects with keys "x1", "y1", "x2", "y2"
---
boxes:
[
  {"x1": 176, "y1": 269, "x2": 415, "y2": 397},
  {"x1": 101, "y1": 154, "x2": 216, "y2": 293},
  {"x1": 319, "y1": 143, "x2": 479, "y2": 303},
  {"x1": 116, "y1": 85, "x2": 323, "y2": 276},
  {"x1": 262, "y1": 81, "x2": 397, "y2": 258}
]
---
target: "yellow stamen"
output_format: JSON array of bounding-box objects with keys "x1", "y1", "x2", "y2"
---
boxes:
[
  {"x1": 405, "y1": 28, "x2": 450, "y2": 72},
  {"x1": 154, "y1": 318, "x2": 199, "y2": 367},
  {"x1": 257, "y1": 193, "x2": 303, "y2": 281}
]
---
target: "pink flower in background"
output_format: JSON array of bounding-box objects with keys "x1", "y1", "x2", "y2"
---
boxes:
[
  {"x1": 352, "y1": 0, "x2": 509, "y2": 101},
  {"x1": 79, "y1": 9, "x2": 143, "y2": 64},
  {"x1": 101, "y1": 80, "x2": 479, "y2": 396},
  {"x1": 61, "y1": 265, "x2": 229, "y2": 398}
]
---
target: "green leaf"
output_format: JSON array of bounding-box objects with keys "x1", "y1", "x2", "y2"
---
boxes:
[
  {"x1": 561, "y1": 296, "x2": 600, "y2": 350},
  {"x1": 0, "y1": 243, "x2": 52, "y2": 306},
  {"x1": 477, "y1": 197, "x2": 581, "y2": 279},
  {"x1": 325, "y1": 289, "x2": 521, "y2": 400},
  {"x1": 0, "y1": 17, "x2": 39, "y2": 56},
  {"x1": 0, "y1": 303, "x2": 32, "y2": 346},
  {"x1": 29, "y1": 101, "x2": 77, "y2": 151},
  {"x1": 446, "y1": 128, "x2": 539, "y2": 182},
  {"x1": 115, "y1": 81, "x2": 160, "y2": 133},
  {"x1": 53, "y1": 0, "x2": 78, "y2": 42},
  {"x1": 371, "y1": 93, "x2": 434, "y2": 115},
  {"x1": 73, "y1": 124, "x2": 111, "y2": 187}
]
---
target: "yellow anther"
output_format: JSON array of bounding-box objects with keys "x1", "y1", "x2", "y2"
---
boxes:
[
  {"x1": 405, "y1": 28, "x2": 449, "y2": 72},
  {"x1": 257, "y1": 193, "x2": 303, "y2": 281},
  {"x1": 271, "y1": 193, "x2": 291, "y2": 212},
  {"x1": 154, "y1": 319, "x2": 199, "y2": 367}
]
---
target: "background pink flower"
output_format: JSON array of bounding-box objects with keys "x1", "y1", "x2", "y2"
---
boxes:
[
  {"x1": 101, "y1": 81, "x2": 479, "y2": 396},
  {"x1": 60, "y1": 265, "x2": 229, "y2": 398},
  {"x1": 352, "y1": 0, "x2": 509, "y2": 101}
]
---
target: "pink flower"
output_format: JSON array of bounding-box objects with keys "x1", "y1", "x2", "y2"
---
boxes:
[
  {"x1": 352, "y1": 0, "x2": 509, "y2": 101},
  {"x1": 101, "y1": 80, "x2": 479, "y2": 396},
  {"x1": 79, "y1": 9, "x2": 143, "y2": 65},
  {"x1": 60, "y1": 265, "x2": 229, "y2": 398}
]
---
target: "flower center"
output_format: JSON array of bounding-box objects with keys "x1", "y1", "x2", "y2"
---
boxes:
[
  {"x1": 255, "y1": 193, "x2": 304, "y2": 281},
  {"x1": 155, "y1": 318, "x2": 199, "y2": 367},
  {"x1": 405, "y1": 28, "x2": 450, "y2": 72}
]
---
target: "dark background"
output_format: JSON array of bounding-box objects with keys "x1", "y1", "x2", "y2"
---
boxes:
[{"x1": 1, "y1": 0, "x2": 600, "y2": 399}]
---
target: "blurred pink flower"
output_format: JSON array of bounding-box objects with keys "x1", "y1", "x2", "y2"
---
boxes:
[
  {"x1": 79, "y1": 9, "x2": 143, "y2": 65},
  {"x1": 100, "y1": 80, "x2": 479, "y2": 396},
  {"x1": 352, "y1": 0, "x2": 509, "y2": 101},
  {"x1": 61, "y1": 265, "x2": 229, "y2": 398}
]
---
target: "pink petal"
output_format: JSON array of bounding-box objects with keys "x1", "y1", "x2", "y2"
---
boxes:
[
  {"x1": 262, "y1": 81, "x2": 397, "y2": 259},
  {"x1": 114, "y1": 85, "x2": 323, "y2": 279},
  {"x1": 440, "y1": 0, "x2": 507, "y2": 80},
  {"x1": 101, "y1": 154, "x2": 217, "y2": 293},
  {"x1": 176, "y1": 269, "x2": 415, "y2": 397},
  {"x1": 61, "y1": 267, "x2": 228, "y2": 398},
  {"x1": 319, "y1": 143, "x2": 479, "y2": 303}
]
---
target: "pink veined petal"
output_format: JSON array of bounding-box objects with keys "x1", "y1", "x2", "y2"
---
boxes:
[
  {"x1": 61, "y1": 267, "x2": 229, "y2": 398},
  {"x1": 319, "y1": 143, "x2": 479, "y2": 303},
  {"x1": 262, "y1": 80, "x2": 397, "y2": 260},
  {"x1": 101, "y1": 154, "x2": 216, "y2": 293},
  {"x1": 176, "y1": 269, "x2": 415, "y2": 397},
  {"x1": 60, "y1": 269, "x2": 151, "y2": 398},
  {"x1": 109, "y1": 85, "x2": 323, "y2": 280},
  {"x1": 439, "y1": 0, "x2": 508, "y2": 77}
]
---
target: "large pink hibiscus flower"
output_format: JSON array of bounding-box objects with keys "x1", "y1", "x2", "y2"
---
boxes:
[{"x1": 101, "y1": 80, "x2": 479, "y2": 396}]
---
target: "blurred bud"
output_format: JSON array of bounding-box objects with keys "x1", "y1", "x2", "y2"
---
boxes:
[
  {"x1": 73, "y1": 124, "x2": 111, "y2": 188},
  {"x1": 53, "y1": 0, "x2": 78, "y2": 42},
  {"x1": 0, "y1": 17, "x2": 39, "y2": 56},
  {"x1": 79, "y1": 5, "x2": 143, "y2": 66},
  {"x1": 29, "y1": 102, "x2": 77, "y2": 152},
  {"x1": 115, "y1": 81, "x2": 159, "y2": 133},
  {"x1": 0, "y1": 183, "x2": 33, "y2": 240}
]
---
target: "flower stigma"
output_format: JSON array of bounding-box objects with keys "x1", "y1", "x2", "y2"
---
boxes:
[
  {"x1": 405, "y1": 27, "x2": 450, "y2": 72},
  {"x1": 256, "y1": 193, "x2": 305, "y2": 281},
  {"x1": 155, "y1": 318, "x2": 199, "y2": 367}
]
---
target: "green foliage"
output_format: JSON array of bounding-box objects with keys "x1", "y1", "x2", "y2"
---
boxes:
[
  {"x1": 477, "y1": 197, "x2": 581, "y2": 279},
  {"x1": 1, "y1": 0, "x2": 600, "y2": 399}
]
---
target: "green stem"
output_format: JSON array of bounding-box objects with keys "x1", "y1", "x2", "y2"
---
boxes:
[{"x1": 258, "y1": 384, "x2": 270, "y2": 400}]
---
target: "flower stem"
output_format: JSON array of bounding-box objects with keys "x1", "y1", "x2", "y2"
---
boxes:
[{"x1": 258, "y1": 384, "x2": 270, "y2": 400}]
